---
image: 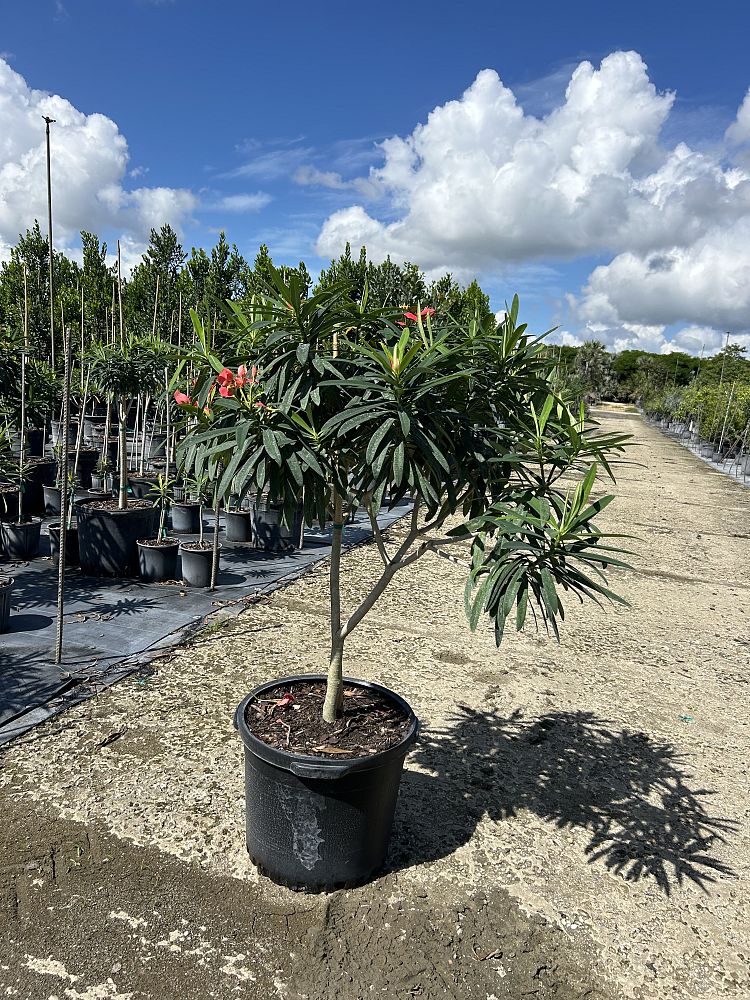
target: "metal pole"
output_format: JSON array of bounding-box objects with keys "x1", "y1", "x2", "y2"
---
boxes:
[
  {"x1": 719, "y1": 332, "x2": 730, "y2": 386},
  {"x1": 54, "y1": 326, "x2": 73, "y2": 664},
  {"x1": 43, "y1": 116, "x2": 56, "y2": 369}
]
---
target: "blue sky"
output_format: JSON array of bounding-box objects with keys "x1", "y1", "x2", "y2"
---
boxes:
[{"x1": 1, "y1": 0, "x2": 750, "y2": 354}]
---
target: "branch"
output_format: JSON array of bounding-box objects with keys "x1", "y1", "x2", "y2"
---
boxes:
[
  {"x1": 364, "y1": 498, "x2": 392, "y2": 566},
  {"x1": 341, "y1": 499, "x2": 422, "y2": 639}
]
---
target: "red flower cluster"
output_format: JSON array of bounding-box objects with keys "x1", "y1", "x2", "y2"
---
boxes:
[
  {"x1": 216, "y1": 364, "x2": 258, "y2": 398},
  {"x1": 397, "y1": 306, "x2": 435, "y2": 327}
]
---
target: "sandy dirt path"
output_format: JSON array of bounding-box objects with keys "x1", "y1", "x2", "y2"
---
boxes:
[{"x1": 1, "y1": 410, "x2": 748, "y2": 999}]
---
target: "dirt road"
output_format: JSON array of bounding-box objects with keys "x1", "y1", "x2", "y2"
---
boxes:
[{"x1": 1, "y1": 411, "x2": 748, "y2": 999}]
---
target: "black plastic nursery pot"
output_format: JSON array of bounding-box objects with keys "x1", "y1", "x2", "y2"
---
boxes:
[
  {"x1": 26, "y1": 428, "x2": 44, "y2": 457},
  {"x1": 137, "y1": 538, "x2": 180, "y2": 583},
  {"x1": 171, "y1": 501, "x2": 202, "y2": 534},
  {"x1": 127, "y1": 474, "x2": 159, "y2": 500},
  {"x1": 21, "y1": 459, "x2": 57, "y2": 516},
  {"x1": 75, "y1": 499, "x2": 159, "y2": 577},
  {"x1": 0, "y1": 576, "x2": 13, "y2": 633},
  {"x1": 224, "y1": 508, "x2": 254, "y2": 543},
  {"x1": 180, "y1": 542, "x2": 219, "y2": 587},
  {"x1": 234, "y1": 675, "x2": 420, "y2": 891},
  {"x1": 43, "y1": 485, "x2": 62, "y2": 516},
  {"x1": 0, "y1": 487, "x2": 19, "y2": 523},
  {"x1": 0, "y1": 519, "x2": 42, "y2": 560},
  {"x1": 71, "y1": 449, "x2": 99, "y2": 489},
  {"x1": 48, "y1": 522, "x2": 80, "y2": 568},
  {"x1": 252, "y1": 499, "x2": 304, "y2": 551}
]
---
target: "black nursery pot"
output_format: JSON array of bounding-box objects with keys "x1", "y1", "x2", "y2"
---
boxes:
[
  {"x1": 180, "y1": 543, "x2": 219, "y2": 587},
  {"x1": 21, "y1": 459, "x2": 57, "y2": 516},
  {"x1": 224, "y1": 508, "x2": 254, "y2": 543},
  {"x1": 75, "y1": 500, "x2": 159, "y2": 577},
  {"x1": 170, "y1": 501, "x2": 202, "y2": 534},
  {"x1": 137, "y1": 538, "x2": 179, "y2": 583},
  {"x1": 43, "y1": 484, "x2": 62, "y2": 516},
  {"x1": 233, "y1": 675, "x2": 420, "y2": 891},
  {"x1": 252, "y1": 499, "x2": 304, "y2": 551},
  {"x1": 0, "y1": 576, "x2": 14, "y2": 633},
  {"x1": 0, "y1": 519, "x2": 42, "y2": 560},
  {"x1": 48, "y1": 522, "x2": 80, "y2": 568},
  {"x1": 0, "y1": 487, "x2": 19, "y2": 523}
]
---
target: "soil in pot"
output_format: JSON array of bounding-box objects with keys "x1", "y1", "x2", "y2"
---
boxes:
[
  {"x1": 137, "y1": 537, "x2": 180, "y2": 583},
  {"x1": 180, "y1": 541, "x2": 219, "y2": 587},
  {"x1": 48, "y1": 522, "x2": 80, "y2": 568},
  {"x1": 171, "y1": 501, "x2": 202, "y2": 534},
  {"x1": 0, "y1": 576, "x2": 14, "y2": 633},
  {"x1": 0, "y1": 518, "x2": 42, "y2": 560},
  {"x1": 75, "y1": 498, "x2": 158, "y2": 577},
  {"x1": 235, "y1": 676, "x2": 419, "y2": 891},
  {"x1": 225, "y1": 508, "x2": 254, "y2": 543}
]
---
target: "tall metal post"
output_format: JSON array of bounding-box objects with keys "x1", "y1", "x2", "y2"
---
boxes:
[{"x1": 43, "y1": 116, "x2": 56, "y2": 369}]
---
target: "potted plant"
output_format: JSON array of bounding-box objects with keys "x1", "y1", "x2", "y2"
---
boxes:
[
  {"x1": 75, "y1": 336, "x2": 161, "y2": 576},
  {"x1": 170, "y1": 471, "x2": 207, "y2": 534},
  {"x1": 1, "y1": 337, "x2": 41, "y2": 558},
  {"x1": 90, "y1": 455, "x2": 113, "y2": 494},
  {"x1": 177, "y1": 473, "x2": 219, "y2": 586},
  {"x1": 137, "y1": 474, "x2": 180, "y2": 582},
  {"x1": 177, "y1": 273, "x2": 630, "y2": 890}
]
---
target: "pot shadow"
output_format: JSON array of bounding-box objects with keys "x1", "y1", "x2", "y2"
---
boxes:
[
  {"x1": 388, "y1": 706, "x2": 736, "y2": 895},
  {"x1": 5, "y1": 613, "x2": 53, "y2": 633}
]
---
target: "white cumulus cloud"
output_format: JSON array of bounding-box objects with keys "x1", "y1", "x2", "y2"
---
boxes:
[
  {"x1": 315, "y1": 52, "x2": 750, "y2": 353},
  {"x1": 0, "y1": 57, "x2": 196, "y2": 260}
]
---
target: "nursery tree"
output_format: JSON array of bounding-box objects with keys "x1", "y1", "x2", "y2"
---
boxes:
[{"x1": 178, "y1": 269, "x2": 630, "y2": 723}]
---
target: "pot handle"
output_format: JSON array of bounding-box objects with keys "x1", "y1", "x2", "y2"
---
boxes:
[{"x1": 289, "y1": 760, "x2": 356, "y2": 779}]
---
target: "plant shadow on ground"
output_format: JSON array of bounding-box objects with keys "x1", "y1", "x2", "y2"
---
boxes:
[{"x1": 389, "y1": 707, "x2": 736, "y2": 895}]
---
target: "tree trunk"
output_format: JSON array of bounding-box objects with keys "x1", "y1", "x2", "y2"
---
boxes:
[
  {"x1": 322, "y1": 489, "x2": 345, "y2": 723},
  {"x1": 118, "y1": 397, "x2": 128, "y2": 510}
]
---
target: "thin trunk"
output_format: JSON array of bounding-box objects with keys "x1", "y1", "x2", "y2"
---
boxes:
[
  {"x1": 164, "y1": 368, "x2": 171, "y2": 480},
  {"x1": 117, "y1": 241, "x2": 124, "y2": 348},
  {"x1": 209, "y1": 485, "x2": 220, "y2": 591},
  {"x1": 151, "y1": 274, "x2": 160, "y2": 339},
  {"x1": 54, "y1": 326, "x2": 73, "y2": 664},
  {"x1": 45, "y1": 117, "x2": 55, "y2": 370},
  {"x1": 118, "y1": 398, "x2": 128, "y2": 510},
  {"x1": 322, "y1": 489, "x2": 345, "y2": 723}
]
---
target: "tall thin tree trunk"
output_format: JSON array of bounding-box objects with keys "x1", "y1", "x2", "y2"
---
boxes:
[
  {"x1": 323, "y1": 489, "x2": 345, "y2": 723},
  {"x1": 209, "y1": 485, "x2": 220, "y2": 591},
  {"x1": 118, "y1": 398, "x2": 128, "y2": 510}
]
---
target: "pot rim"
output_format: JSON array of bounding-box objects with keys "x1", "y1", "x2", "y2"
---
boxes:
[
  {"x1": 74, "y1": 498, "x2": 155, "y2": 516},
  {"x1": 179, "y1": 541, "x2": 222, "y2": 552},
  {"x1": 234, "y1": 674, "x2": 420, "y2": 777},
  {"x1": 137, "y1": 537, "x2": 180, "y2": 548}
]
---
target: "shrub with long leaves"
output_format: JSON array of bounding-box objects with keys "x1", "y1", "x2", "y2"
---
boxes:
[{"x1": 177, "y1": 267, "x2": 631, "y2": 722}]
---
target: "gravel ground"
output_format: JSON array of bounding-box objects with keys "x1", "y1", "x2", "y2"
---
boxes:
[{"x1": 1, "y1": 409, "x2": 748, "y2": 999}]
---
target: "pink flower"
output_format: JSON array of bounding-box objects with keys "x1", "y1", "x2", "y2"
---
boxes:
[
  {"x1": 174, "y1": 390, "x2": 192, "y2": 405},
  {"x1": 250, "y1": 365, "x2": 259, "y2": 383},
  {"x1": 218, "y1": 384, "x2": 235, "y2": 398},
  {"x1": 421, "y1": 307, "x2": 435, "y2": 317},
  {"x1": 217, "y1": 368, "x2": 234, "y2": 387},
  {"x1": 403, "y1": 311, "x2": 419, "y2": 323},
  {"x1": 254, "y1": 401, "x2": 266, "y2": 409},
  {"x1": 235, "y1": 364, "x2": 248, "y2": 387}
]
